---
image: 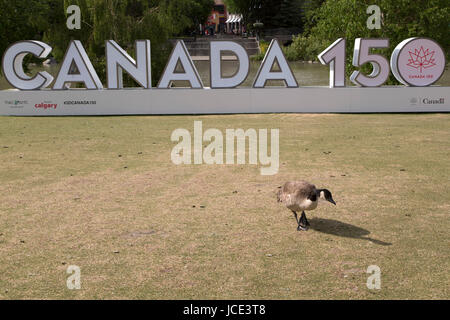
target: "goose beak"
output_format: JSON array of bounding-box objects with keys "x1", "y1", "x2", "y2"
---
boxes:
[{"x1": 329, "y1": 199, "x2": 336, "y2": 205}]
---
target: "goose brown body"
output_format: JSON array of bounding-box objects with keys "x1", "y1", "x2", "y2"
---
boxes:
[
  {"x1": 277, "y1": 180, "x2": 336, "y2": 231},
  {"x1": 278, "y1": 180, "x2": 319, "y2": 212}
]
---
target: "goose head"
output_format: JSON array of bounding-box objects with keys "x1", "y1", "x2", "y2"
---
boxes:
[{"x1": 319, "y1": 189, "x2": 336, "y2": 205}]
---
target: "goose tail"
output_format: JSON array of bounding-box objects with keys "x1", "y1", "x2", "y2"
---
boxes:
[{"x1": 277, "y1": 189, "x2": 283, "y2": 203}]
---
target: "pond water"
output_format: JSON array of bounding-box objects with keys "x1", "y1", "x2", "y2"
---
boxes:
[{"x1": 1, "y1": 60, "x2": 449, "y2": 89}]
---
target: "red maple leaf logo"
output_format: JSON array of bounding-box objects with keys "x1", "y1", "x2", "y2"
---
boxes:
[{"x1": 406, "y1": 46, "x2": 436, "y2": 73}]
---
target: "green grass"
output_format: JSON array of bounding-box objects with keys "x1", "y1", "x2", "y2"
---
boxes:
[{"x1": 0, "y1": 114, "x2": 449, "y2": 299}]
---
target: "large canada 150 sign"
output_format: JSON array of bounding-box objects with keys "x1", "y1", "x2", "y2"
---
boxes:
[
  {"x1": 318, "y1": 37, "x2": 446, "y2": 87},
  {"x1": 1, "y1": 37, "x2": 446, "y2": 91}
]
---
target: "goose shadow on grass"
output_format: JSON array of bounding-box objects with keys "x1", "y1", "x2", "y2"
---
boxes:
[{"x1": 308, "y1": 218, "x2": 392, "y2": 246}]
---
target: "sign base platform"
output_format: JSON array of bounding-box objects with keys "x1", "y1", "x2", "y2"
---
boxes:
[{"x1": 1, "y1": 86, "x2": 449, "y2": 116}]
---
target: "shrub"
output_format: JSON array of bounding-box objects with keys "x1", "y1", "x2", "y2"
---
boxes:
[
  {"x1": 283, "y1": 36, "x2": 328, "y2": 61},
  {"x1": 251, "y1": 39, "x2": 270, "y2": 61}
]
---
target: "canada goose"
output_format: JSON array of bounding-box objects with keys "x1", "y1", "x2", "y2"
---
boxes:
[{"x1": 277, "y1": 180, "x2": 336, "y2": 231}]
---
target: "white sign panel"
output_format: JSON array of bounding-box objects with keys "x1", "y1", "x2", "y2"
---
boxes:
[
  {"x1": 1, "y1": 86, "x2": 448, "y2": 116},
  {"x1": 0, "y1": 37, "x2": 448, "y2": 116}
]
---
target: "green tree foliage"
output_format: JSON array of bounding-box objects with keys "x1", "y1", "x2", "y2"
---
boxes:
[
  {"x1": 300, "y1": 0, "x2": 325, "y2": 31},
  {"x1": 271, "y1": 0, "x2": 303, "y2": 29},
  {"x1": 224, "y1": 0, "x2": 253, "y2": 22},
  {"x1": 160, "y1": 0, "x2": 214, "y2": 36},
  {"x1": 43, "y1": 0, "x2": 171, "y2": 86},
  {"x1": 0, "y1": 0, "x2": 51, "y2": 66},
  {"x1": 225, "y1": 0, "x2": 305, "y2": 30},
  {"x1": 1, "y1": 0, "x2": 215, "y2": 86},
  {"x1": 287, "y1": 0, "x2": 449, "y2": 84}
]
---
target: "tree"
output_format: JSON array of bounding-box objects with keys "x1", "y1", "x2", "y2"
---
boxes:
[
  {"x1": 224, "y1": 0, "x2": 253, "y2": 21},
  {"x1": 160, "y1": 0, "x2": 214, "y2": 36},
  {"x1": 225, "y1": 0, "x2": 305, "y2": 30},
  {"x1": 272, "y1": 0, "x2": 304, "y2": 29},
  {"x1": 300, "y1": 0, "x2": 325, "y2": 32},
  {"x1": 38, "y1": 0, "x2": 170, "y2": 86},
  {"x1": 0, "y1": 0, "x2": 52, "y2": 72},
  {"x1": 289, "y1": 0, "x2": 449, "y2": 84},
  {"x1": 1, "y1": 0, "x2": 216, "y2": 86}
]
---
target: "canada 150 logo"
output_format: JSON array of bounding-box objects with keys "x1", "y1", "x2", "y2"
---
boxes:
[
  {"x1": 407, "y1": 46, "x2": 436, "y2": 73},
  {"x1": 391, "y1": 38, "x2": 446, "y2": 87}
]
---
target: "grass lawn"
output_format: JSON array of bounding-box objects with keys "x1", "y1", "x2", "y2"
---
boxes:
[{"x1": 0, "y1": 113, "x2": 449, "y2": 299}]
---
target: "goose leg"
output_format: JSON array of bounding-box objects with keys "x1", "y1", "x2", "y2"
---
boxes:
[
  {"x1": 303, "y1": 212, "x2": 310, "y2": 226},
  {"x1": 291, "y1": 210, "x2": 299, "y2": 225},
  {"x1": 299, "y1": 211, "x2": 309, "y2": 231},
  {"x1": 294, "y1": 210, "x2": 305, "y2": 231},
  {"x1": 292, "y1": 210, "x2": 304, "y2": 231}
]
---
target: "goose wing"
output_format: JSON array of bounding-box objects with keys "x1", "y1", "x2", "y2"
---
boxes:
[{"x1": 280, "y1": 180, "x2": 317, "y2": 203}]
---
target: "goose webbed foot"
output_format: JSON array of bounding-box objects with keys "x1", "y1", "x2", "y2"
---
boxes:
[{"x1": 298, "y1": 211, "x2": 309, "y2": 231}]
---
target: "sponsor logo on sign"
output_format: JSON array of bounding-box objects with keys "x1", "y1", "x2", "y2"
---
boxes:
[
  {"x1": 64, "y1": 100, "x2": 97, "y2": 105},
  {"x1": 423, "y1": 98, "x2": 444, "y2": 105},
  {"x1": 408, "y1": 97, "x2": 445, "y2": 105},
  {"x1": 4, "y1": 100, "x2": 28, "y2": 108},
  {"x1": 409, "y1": 97, "x2": 418, "y2": 105},
  {"x1": 35, "y1": 101, "x2": 58, "y2": 109}
]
